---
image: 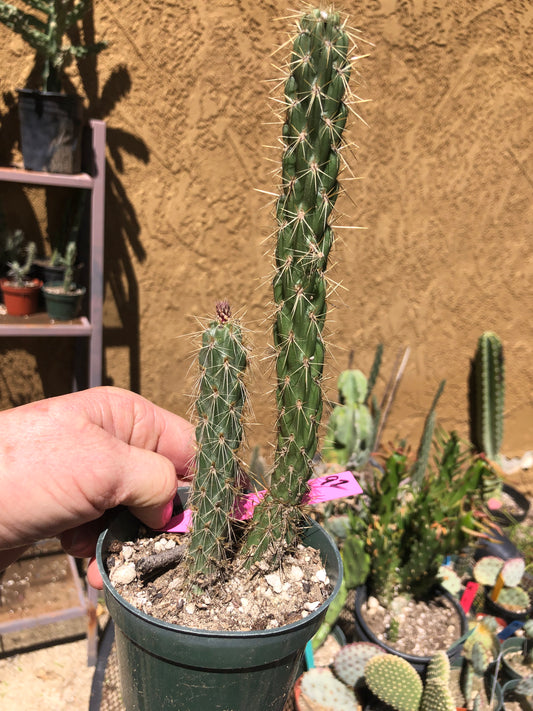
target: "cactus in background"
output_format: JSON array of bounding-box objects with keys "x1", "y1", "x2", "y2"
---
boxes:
[
  {"x1": 515, "y1": 676, "x2": 533, "y2": 698},
  {"x1": 365, "y1": 654, "x2": 423, "y2": 711},
  {"x1": 333, "y1": 642, "x2": 383, "y2": 689},
  {"x1": 472, "y1": 331, "x2": 504, "y2": 462},
  {"x1": 243, "y1": 8, "x2": 355, "y2": 562},
  {"x1": 186, "y1": 301, "x2": 248, "y2": 583},
  {"x1": 298, "y1": 667, "x2": 359, "y2": 710},
  {"x1": 322, "y1": 344, "x2": 383, "y2": 470},
  {"x1": 61, "y1": 241, "x2": 77, "y2": 292},
  {"x1": 0, "y1": 0, "x2": 107, "y2": 92},
  {"x1": 7, "y1": 241, "x2": 35, "y2": 286},
  {"x1": 474, "y1": 555, "x2": 530, "y2": 613}
]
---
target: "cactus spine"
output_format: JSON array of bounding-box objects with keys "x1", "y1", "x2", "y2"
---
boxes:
[
  {"x1": 472, "y1": 331, "x2": 504, "y2": 462},
  {"x1": 186, "y1": 301, "x2": 248, "y2": 583},
  {"x1": 243, "y1": 7, "x2": 354, "y2": 561}
]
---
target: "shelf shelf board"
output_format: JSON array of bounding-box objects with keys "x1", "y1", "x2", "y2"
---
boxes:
[
  {"x1": 0, "y1": 165, "x2": 93, "y2": 189},
  {"x1": 0, "y1": 312, "x2": 92, "y2": 336}
]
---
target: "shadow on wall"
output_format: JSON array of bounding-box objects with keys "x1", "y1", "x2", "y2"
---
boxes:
[{"x1": 0, "y1": 5, "x2": 149, "y2": 403}]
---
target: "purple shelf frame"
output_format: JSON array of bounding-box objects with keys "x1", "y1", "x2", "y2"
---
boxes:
[
  {"x1": 0, "y1": 119, "x2": 106, "y2": 390},
  {"x1": 0, "y1": 120, "x2": 106, "y2": 665}
]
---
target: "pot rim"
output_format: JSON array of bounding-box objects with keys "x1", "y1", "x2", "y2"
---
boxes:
[{"x1": 97, "y1": 507, "x2": 343, "y2": 640}]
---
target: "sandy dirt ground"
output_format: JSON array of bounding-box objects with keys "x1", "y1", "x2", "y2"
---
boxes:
[{"x1": 0, "y1": 635, "x2": 94, "y2": 711}]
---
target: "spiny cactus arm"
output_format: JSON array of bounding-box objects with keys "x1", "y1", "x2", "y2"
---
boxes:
[
  {"x1": 473, "y1": 331, "x2": 504, "y2": 461},
  {"x1": 186, "y1": 302, "x2": 248, "y2": 583},
  {"x1": 243, "y1": 8, "x2": 355, "y2": 561}
]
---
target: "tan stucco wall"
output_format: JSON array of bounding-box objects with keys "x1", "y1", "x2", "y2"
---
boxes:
[{"x1": 1, "y1": 1, "x2": 532, "y2": 465}]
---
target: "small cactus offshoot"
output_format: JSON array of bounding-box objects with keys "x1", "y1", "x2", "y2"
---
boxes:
[{"x1": 186, "y1": 301, "x2": 248, "y2": 584}]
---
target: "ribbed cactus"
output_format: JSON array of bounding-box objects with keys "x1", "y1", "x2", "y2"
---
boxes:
[
  {"x1": 243, "y1": 8, "x2": 355, "y2": 561},
  {"x1": 365, "y1": 654, "x2": 423, "y2": 711},
  {"x1": 186, "y1": 301, "x2": 248, "y2": 583},
  {"x1": 472, "y1": 331, "x2": 504, "y2": 462},
  {"x1": 0, "y1": 0, "x2": 107, "y2": 92}
]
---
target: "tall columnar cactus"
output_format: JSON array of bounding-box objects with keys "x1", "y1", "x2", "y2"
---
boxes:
[
  {"x1": 0, "y1": 0, "x2": 107, "y2": 92},
  {"x1": 472, "y1": 331, "x2": 504, "y2": 462},
  {"x1": 186, "y1": 301, "x2": 248, "y2": 583},
  {"x1": 243, "y1": 7, "x2": 354, "y2": 562}
]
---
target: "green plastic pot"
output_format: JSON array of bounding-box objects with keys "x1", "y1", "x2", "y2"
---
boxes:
[
  {"x1": 42, "y1": 281, "x2": 85, "y2": 320},
  {"x1": 96, "y1": 494, "x2": 343, "y2": 711}
]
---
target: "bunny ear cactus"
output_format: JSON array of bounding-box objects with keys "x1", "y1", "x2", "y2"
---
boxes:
[
  {"x1": 364, "y1": 653, "x2": 423, "y2": 711},
  {"x1": 298, "y1": 667, "x2": 359, "y2": 711},
  {"x1": 243, "y1": 8, "x2": 356, "y2": 563},
  {"x1": 186, "y1": 301, "x2": 248, "y2": 584},
  {"x1": 0, "y1": 0, "x2": 107, "y2": 92}
]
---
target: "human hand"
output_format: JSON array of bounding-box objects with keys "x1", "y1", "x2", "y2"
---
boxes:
[{"x1": 0, "y1": 386, "x2": 195, "y2": 588}]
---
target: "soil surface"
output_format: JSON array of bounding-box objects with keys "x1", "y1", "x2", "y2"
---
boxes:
[
  {"x1": 105, "y1": 529, "x2": 333, "y2": 631},
  {"x1": 359, "y1": 592, "x2": 463, "y2": 658}
]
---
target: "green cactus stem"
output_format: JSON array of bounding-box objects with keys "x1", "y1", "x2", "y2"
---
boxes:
[
  {"x1": 61, "y1": 241, "x2": 77, "y2": 292},
  {"x1": 472, "y1": 331, "x2": 504, "y2": 462},
  {"x1": 243, "y1": 8, "x2": 355, "y2": 561},
  {"x1": 0, "y1": 0, "x2": 107, "y2": 92},
  {"x1": 186, "y1": 301, "x2": 248, "y2": 583}
]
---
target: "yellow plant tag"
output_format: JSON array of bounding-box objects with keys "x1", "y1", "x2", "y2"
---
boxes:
[{"x1": 491, "y1": 572, "x2": 505, "y2": 602}]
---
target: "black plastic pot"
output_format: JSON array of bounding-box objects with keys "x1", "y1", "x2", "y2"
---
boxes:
[
  {"x1": 490, "y1": 483, "x2": 531, "y2": 527},
  {"x1": 502, "y1": 678, "x2": 533, "y2": 710},
  {"x1": 42, "y1": 282, "x2": 85, "y2": 321},
  {"x1": 501, "y1": 637, "x2": 527, "y2": 684},
  {"x1": 483, "y1": 586, "x2": 532, "y2": 626},
  {"x1": 353, "y1": 584, "x2": 468, "y2": 676},
  {"x1": 474, "y1": 525, "x2": 523, "y2": 562},
  {"x1": 17, "y1": 89, "x2": 83, "y2": 173},
  {"x1": 97, "y1": 496, "x2": 343, "y2": 711}
]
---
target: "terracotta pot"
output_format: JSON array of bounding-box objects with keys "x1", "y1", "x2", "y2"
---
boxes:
[{"x1": 1, "y1": 278, "x2": 43, "y2": 316}]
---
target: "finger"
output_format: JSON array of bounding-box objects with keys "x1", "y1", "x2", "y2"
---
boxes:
[
  {"x1": 87, "y1": 556, "x2": 103, "y2": 590},
  {"x1": 0, "y1": 545, "x2": 29, "y2": 572}
]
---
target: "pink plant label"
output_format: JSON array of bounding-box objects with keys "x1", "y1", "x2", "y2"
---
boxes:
[{"x1": 158, "y1": 471, "x2": 362, "y2": 533}]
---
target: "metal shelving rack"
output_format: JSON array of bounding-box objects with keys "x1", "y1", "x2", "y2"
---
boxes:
[{"x1": 0, "y1": 120, "x2": 106, "y2": 665}]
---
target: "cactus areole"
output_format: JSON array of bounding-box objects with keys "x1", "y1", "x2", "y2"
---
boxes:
[{"x1": 244, "y1": 8, "x2": 353, "y2": 561}]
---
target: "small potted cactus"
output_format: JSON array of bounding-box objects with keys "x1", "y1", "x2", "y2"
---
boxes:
[
  {"x1": 0, "y1": 241, "x2": 42, "y2": 315},
  {"x1": 470, "y1": 331, "x2": 530, "y2": 524},
  {"x1": 0, "y1": 0, "x2": 107, "y2": 172},
  {"x1": 97, "y1": 7, "x2": 356, "y2": 711},
  {"x1": 345, "y1": 397, "x2": 487, "y2": 672},
  {"x1": 42, "y1": 241, "x2": 85, "y2": 320},
  {"x1": 473, "y1": 556, "x2": 532, "y2": 624}
]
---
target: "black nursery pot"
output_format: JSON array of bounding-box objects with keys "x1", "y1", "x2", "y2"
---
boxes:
[
  {"x1": 97, "y1": 490, "x2": 343, "y2": 711},
  {"x1": 353, "y1": 584, "x2": 468, "y2": 677},
  {"x1": 17, "y1": 89, "x2": 83, "y2": 173}
]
